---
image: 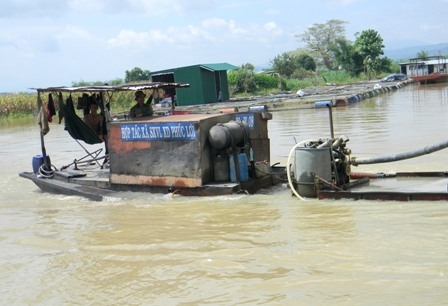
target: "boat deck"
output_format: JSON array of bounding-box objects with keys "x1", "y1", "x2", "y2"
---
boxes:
[{"x1": 317, "y1": 173, "x2": 448, "y2": 201}]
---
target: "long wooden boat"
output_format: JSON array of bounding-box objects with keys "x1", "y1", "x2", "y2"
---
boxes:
[{"x1": 19, "y1": 83, "x2": 286, "y2": 201}]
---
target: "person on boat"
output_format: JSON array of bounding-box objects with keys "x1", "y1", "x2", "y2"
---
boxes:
[
  {"x1": 129, "y1": 90, "x2": 154, "y2": 118},
  {"x1": 83, "y1": 100, "x2": 105, "y2": 141},
  {"x1": 84, "y1": 99, "x2": 109, "y2": 159}
]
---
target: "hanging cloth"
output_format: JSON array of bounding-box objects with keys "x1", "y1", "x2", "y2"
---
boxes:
[
  {"x1": 37, "y1": 93, "x2": 50, "y2": 135},
  {"x1": 46, "y1": 93, "x2": 56, "y2": 122}
]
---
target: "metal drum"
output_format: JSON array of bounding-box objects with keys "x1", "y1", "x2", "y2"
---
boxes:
[
  {"x1": 294, "y1": 147, "x2": 332, "y2": 197},
  {"x1": 208, "y1": 121, "x2": 249, "y2": 150},
  {"x1": 213, "y1": 154, "x2": 230, "y2": 182}
]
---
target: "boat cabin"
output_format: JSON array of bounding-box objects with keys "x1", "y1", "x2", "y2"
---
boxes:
[{"x1": 400, "y1": 56, "x2": 448, "y2": 83}]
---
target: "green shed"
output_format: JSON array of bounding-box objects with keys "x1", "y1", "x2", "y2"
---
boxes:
[{"x1": 150, "y1": 63, "x2": 238, "y2": 106}]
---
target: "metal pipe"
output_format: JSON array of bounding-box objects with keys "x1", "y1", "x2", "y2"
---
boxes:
[{"x1": 326, "y1": 103, "x2": 334, "y2": 139}]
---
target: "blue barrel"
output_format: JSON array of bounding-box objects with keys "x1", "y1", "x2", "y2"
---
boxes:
[
  {"x1": 314, "y1": 100, "x2": 332, "y2": 108},
  {"x1": 229, "y1": 153, "x2": 249, "y2": 182},
  {"x1": 32, "y1": 155, "x2": 50, "y2": 173}
]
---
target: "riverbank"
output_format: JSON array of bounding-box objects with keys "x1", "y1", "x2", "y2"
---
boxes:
[
  {"x1": 0, "y1": 78, "x2": 412, "y2": 120},
  {"x1": 179, "y1": 79, "x2": 413, "y2": 113}
]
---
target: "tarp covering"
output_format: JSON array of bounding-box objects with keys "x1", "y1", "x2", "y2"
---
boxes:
[{"x1": 62, "y1": 98, "x2": 103, "y2": 145}]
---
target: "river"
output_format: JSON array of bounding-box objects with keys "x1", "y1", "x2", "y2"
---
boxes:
[{"x1": 1, "y1": 83, "x2": 447, "y2": 305}]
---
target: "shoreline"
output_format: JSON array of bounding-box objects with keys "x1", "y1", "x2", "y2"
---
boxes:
[{"x1": 179, "y1": 79, "x2": 413, "y2": 113}]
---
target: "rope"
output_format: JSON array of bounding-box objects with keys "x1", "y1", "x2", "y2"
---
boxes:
[{"x1": 38, "y1": 163, "x2": 55, "y2": 178}]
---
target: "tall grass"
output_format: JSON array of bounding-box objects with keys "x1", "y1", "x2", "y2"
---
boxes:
[
  {"x1": 0, "y1": 91, "x2": 138, "y2": 119},
  {"x1": 0, "y1": 93, "x2": 37, "y2": 118}
]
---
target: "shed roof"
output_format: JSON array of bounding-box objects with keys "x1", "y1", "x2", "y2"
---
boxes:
[
  {"x1": 31, "y1": 82, "x2": 189, "y2": 93},
  {"x1": 199, "y1": 63, "x2": 238, "y2": 71},
  {"x1": 151, "y1": 63, "x2": 238, "y2": 75}
]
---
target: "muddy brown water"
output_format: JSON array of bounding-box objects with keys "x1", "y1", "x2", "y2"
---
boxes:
[{"x1": 1, "y1": 83, "x2": 447, "y2": 305}]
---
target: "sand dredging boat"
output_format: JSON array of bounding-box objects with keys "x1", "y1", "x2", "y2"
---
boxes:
[{"x1": 19, "y1": 82, "x2": 286, "y2": 201}]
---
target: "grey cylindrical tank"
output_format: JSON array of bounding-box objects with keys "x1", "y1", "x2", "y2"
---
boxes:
[
  {"x1": 208, "y1": 121, "x2": 249, "y2": 150},
  {"x1": 213, "y1": 154, "x2": 230, "y2": 182},
  {"x1": 294, "y1": 147, "x2": 332, "y2": 198}
]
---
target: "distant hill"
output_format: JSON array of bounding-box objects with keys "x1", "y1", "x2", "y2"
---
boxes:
[{"x1": 384, "y1": 42, "x2": 448, "y2": 62}]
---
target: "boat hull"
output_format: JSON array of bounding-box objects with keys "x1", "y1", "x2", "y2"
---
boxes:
[
  {"x1": 20, "y1": 166, "x2": 286, "y2": 201},
  {"x1": 411, "y1": 73, "x2": 448, "y2": 84},
  {"x1": 316, "y1": 172, "x2": 448, "y2": 201}
]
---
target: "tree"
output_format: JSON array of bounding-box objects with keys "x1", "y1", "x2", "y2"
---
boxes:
[
  {"x1": 125, "y1": 67, "x2": 151, "y2": 83},
  {"x1": 354, "y1": 29, "x2": 385, "y2": 78},
  {"x1": 272, "y1": 50, "x2": 316, "y2": 78},
  {"x1": 331, "y1": 38, "x2": 363, "y2": 76},
  {"x1": 296, "y1": 19, "x2": 348, "y2": 70},
  {"x1": 417, "y1": 50, "x2": 429, "y2": 59},
  {"x1": 228, "y1": 63, "x2": 257, "y2": 93},
  {"x1": 297, "y1": 54, "x2": 316, "y2": 72},
  {"x1": 272, "y1": 52, "x2": 298, "y2": 78}
]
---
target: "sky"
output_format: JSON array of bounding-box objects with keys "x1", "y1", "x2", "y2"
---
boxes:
[{"x1": 1, "y1": 0, "x2": 447, "y2": 92}]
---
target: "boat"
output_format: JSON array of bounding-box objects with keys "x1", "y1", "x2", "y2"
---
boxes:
[
  {"x1": 19, "y1": 82, "x2": 286, "y2": 201},
  {"x1": 404, "y1": 55, "x2": 448, "y2": 84},
  {"x1": 285, "y1": 105, "x2": 448, "y2": 201}
]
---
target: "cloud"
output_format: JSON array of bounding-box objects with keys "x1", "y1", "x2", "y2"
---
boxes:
[
  {"x1": 107, "y1": 17, "x2": 285, "y2": 51},
  {"x1": 264, "y1": 22, "x2": 283, "y2": 36},
  {"x1": 67, "y1": 0, "x2": 215, "y2": 16}
]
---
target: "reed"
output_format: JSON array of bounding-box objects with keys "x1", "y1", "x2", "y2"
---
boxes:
[
  {"x1": 0, "y1": 91, "x2": 136, "y2": 119},
  {"x1": 0, "y1": 93, "x2": 37, "y2": 118}
]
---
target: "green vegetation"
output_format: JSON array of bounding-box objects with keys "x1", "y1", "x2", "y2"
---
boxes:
[
  {"x1": 0, "y1": 91, "x2": 138, "y2": 119},
  {"x1": 125, "y1": 67, "x2": 151, "y2": 83},
  {"x1": 228, "y1": 19, "x2": 395, "y2": 96},
  {"x1": 0, "y1": 93, "x2": 36, "y2": 118}
]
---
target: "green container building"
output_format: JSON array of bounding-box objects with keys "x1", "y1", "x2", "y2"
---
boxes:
[{"x1": 150, "y1": 63, "x2": 238, "y2": 106}]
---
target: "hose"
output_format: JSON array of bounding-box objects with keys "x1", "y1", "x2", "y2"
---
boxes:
[
  {"x1": 38, "y1": 163, "x2": 55, "y2": 178},
  {"x1": 351, "y1": 139, "x2": 448, "y2": 165},
  {"x1": 287, "y1": 139, "x2": 317, "y2": 200}
]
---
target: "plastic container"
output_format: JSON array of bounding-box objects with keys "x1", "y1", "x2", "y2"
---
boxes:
[
  {"x1": 32, "y1": 155, "x2": 50, "y2": 173},
  {"x1": 229, "y1": 153, "x2": 249, "y2": 182},
  {"x1": 249, "y1": 105, "x2": 268, "y2": 112},
  {"x1": 213, "y1": 154, "x2": 230, "y2": 182}
]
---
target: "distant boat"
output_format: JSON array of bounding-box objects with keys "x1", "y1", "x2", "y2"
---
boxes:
[{"x1": 401, "y1": 55, "x2": 448, "y2": 84}]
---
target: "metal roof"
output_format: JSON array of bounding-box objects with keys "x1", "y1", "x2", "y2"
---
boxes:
[
  {"x1": 31, "y1": 82, "x2": 190, "y2": 93},
  {"x1": 150, "y1": 63, "x2": 238, "y2": 75},
  {"x1": 199, "y1": 63, "x2": 238, "y2": 71}
]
